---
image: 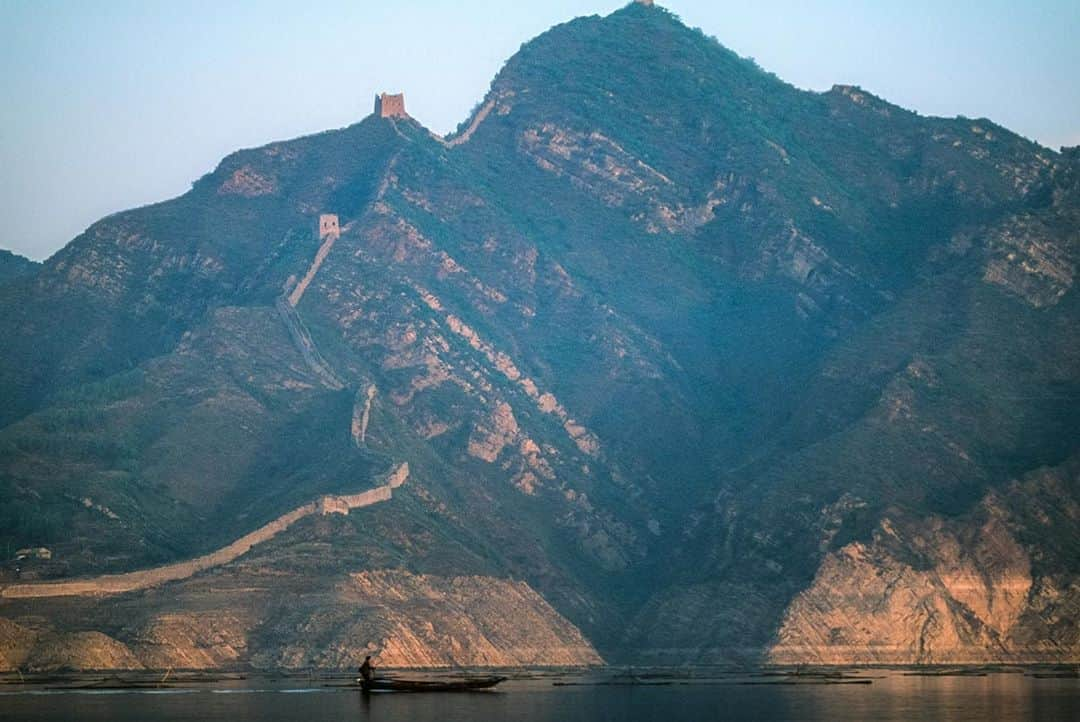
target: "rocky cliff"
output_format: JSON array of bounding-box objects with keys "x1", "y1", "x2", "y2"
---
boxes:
[{"x1": 0, "y1": 563, "x2": 600, "y2": 671}]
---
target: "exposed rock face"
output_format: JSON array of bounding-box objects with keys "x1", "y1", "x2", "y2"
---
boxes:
[
  {"x1": 0, "y1": 621, "x2": 144, "y2": 672},
  {"x1": 467, "y1": 401, "x2": 520, "y2": 462},
  {"x1": 0, "y1": 618, "x2": 37, "y2": 671},
  {"x1": 218, "y1": 166, "x2": 276, "y2": 197},
  {"x1": 771, "y1": 517, "x2": 1029, "y2": 664},
  {"x1": 0, "y1": 563, "x2": 601, "y2": 670},
  {"x1": 269, "y1": 570, "x2": 602, "y2": 668},
  {"x1": 980, "y1": 153, "x2": 1079, "y2": 308},
  {"x1": 131, "y1": 613, "x2": 248, "y2": 669},
  {"x1": 771, "y1": 464, "x2": 1080, "y2": 664},
  {"x1": 31, "y1": 632, "x2": 145, "y2": 671}
]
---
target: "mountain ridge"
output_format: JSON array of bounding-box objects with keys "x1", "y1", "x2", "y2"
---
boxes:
[{"x1": 0, "y1": 2, "x2": 1076, "y2": 668}]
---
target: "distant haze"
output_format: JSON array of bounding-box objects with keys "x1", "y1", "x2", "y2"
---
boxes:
[{"x1": 2, "y1": 0, "x2": 1078, "y2": 261}]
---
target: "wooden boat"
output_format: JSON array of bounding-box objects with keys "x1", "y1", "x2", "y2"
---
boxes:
[{"x1": 358, "y1": 675, "x2": 506, "y2": 693}]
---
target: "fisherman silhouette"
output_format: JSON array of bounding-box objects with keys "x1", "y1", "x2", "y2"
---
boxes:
[{"x1": 359, "y1": 655, "x2": 375, "y2": 683}]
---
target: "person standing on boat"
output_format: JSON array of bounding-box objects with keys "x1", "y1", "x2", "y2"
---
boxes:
[{"x1": 359, "y1": 655, "x2": 375, "y2": 683}]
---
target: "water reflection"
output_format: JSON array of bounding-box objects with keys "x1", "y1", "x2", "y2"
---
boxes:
[{"x1": 1, "y1": 671, "x2": 1077, "y2": 722}]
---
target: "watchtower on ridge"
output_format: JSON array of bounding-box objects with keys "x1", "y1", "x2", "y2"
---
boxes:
[
  {"x1": 375, "y1": 93, "x2": 408, "y2": 119},
  {"x1": 317, "y1": 214, "x2": 340, "y2": 241}
]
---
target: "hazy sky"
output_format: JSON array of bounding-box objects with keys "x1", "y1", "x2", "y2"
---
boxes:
[{"x1": 2, "y1": 0, "x2": 1078, "y2": 261}]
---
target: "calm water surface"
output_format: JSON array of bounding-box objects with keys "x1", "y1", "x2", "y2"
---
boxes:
[{"x1": 2, "y1": 671, "x2": 1078, "y2": 721}]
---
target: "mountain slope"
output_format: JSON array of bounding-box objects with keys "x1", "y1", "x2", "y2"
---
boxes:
[
  {"x1": 1, "y1": 2, "x2": 1077, "y2": 667},
  {"x1": 0, "y1": 250, "x2": 39, "y2": 286}
]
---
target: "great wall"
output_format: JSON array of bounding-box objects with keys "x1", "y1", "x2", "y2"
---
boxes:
[
  {"x1": 375, "y1": 92, "x2": 407, "y2": 119},
  {"x1": 286, "y1": 213, "x2": 341, "y2": 308},
  {"x1": 440, "y1": 97, "x2": 497, "y2": 148},
  {"x1": 0, "y1": 463, "x2": 409, "y2": 599},
  {"x1": 276, "y1": 297, "x2": 346, "y2": 390},
  {"x1": 0, "y1": 90, "x2": 497, "y2": 601},
  {"x1": 372, "y1": 89, "x2": 497, "y2": 149}
]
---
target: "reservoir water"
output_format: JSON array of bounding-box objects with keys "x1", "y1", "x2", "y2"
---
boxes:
[{"x1": 2, "y1": 669, "x2": 1078, "y2": 721}]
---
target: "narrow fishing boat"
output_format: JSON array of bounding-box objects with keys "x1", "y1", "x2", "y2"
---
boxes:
[{"x1": 358, "y1": 675, "x2": 506, "y2": 693}]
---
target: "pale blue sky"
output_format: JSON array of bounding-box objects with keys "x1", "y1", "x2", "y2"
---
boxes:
[{"x1": 2, "y1": 0, "x2": 1078, "y2": 260}]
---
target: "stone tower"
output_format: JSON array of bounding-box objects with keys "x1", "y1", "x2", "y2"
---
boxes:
[
  {"x1": 375, "y1": 92, "x2": 407, "y2": 119},
  {"x1": 317, "y1": 214, "x2": 340, "y2": 241}
]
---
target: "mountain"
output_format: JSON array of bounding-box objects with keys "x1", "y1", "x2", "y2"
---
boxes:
[
  {"x1": 1, "y1": 2, "x2": 1077, "y2": 670},
  {"x1": 0, "y1": 250, "x2": 39, "y2": 286}
]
